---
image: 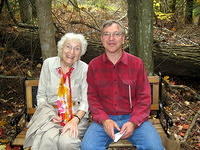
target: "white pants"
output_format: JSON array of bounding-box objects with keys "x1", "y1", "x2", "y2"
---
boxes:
[
  {"x1": 24, "y1": 103, "x2": 89, "y2": 150},
  {"x1": 39, "y1": 118, "x2": 88, "y2": 150}
]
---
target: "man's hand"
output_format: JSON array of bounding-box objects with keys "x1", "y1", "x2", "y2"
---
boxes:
[
  {"x1": 120, "y1": 121, "x2": 136, "y2": 139},
  {"x1": 102, "y1": 119, "x2": 120, "y2": 140}
]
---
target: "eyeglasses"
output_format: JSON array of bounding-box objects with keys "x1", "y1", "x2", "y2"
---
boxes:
[
  {"x1": 63, "y1": 45, "x2": 81, "y2": 51},
  {"x1": 102, "y1": 32, "x2": 123, "y2": 38}
]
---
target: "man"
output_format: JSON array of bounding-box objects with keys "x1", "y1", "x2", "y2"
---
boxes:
[{"x1": 81, "y1": 20, "x2": 164, "y2": 150}]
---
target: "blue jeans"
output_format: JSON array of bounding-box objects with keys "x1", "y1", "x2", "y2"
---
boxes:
[{"x1": 81, "y1": 115, "x2": 164, "y2": 150}]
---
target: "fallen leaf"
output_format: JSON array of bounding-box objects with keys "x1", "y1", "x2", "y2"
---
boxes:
[
  {"x1": 163, "y1": 76, "x2": 170, "y2": 84},
  {"x1": 182, "y1": 124, "x2": 189, "y2": 129},
  {"x1": 178, "y1": 132, "x2": 185, "y2": 137},
  {"x1": 184, "y1": 101, "x2": 190, "y2": 106},
  {"x1": 27, "y1": 70, "x2": 32, "y2": 77},
  {"x1": 0, "y1": 145, "x2": 6, "y2": 150}
]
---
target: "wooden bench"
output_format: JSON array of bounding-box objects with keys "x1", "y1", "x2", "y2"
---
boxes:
[
  {"x1": 12, "y1": 80, "x2": 38, "y2": 147},
  {"x1": 12, "y1": 76, "x2": 173, "y2": 149}
]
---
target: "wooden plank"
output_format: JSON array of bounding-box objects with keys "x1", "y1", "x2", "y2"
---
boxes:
[
  {"x1": 25, "y1": 80, "x2": 38, "y2": 115},
  {"x1": 152, "y1": 83, "x2": 159, "y2": 106},
  {"x1": 26, "y1": 86, "x2": 33, "y2": 113},
  {"x1": 151, "y1": 104, "x2": 159, "y2": 110},
  {"x1": 25, "y1": 80, "x2": 39, "y2": 87},
  {"x1": 108, "y1": 140, "x2": 135, "y2": 149},
  {"x1": 12, "y1": 128, "x2": 27, "y2": 145},
  {"x1": 148, "y1": 76, "x2": 159, "y2": 83},
  {"x1": 27, "y1": 108, "x2": 36, "y2": 114}
]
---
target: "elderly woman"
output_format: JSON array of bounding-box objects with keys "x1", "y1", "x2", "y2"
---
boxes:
[{"x1": 23, "y1": 33, "x2": 89, "y2": 150}]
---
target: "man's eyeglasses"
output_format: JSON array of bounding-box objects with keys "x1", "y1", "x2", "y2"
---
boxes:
[{"x1": 102, "y1": 32, "x2": 123, "y2": 38}]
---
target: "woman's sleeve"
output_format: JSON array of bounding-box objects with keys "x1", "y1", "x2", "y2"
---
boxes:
[
  {"x1": 36, "y1": 59, "x2": 49, "y2": 106},
  {"x1": 78, "y1": 64, "x2": 89, "y2": 112}
]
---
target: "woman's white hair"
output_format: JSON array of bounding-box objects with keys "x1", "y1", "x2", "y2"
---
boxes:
[{"x1": 57, "y1": 32, "x2": 88, "y2": 58}]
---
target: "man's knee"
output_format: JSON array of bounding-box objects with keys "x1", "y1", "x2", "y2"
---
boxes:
[
  {"x1": 142, "y1": 141, "x2": 164, "y2": 150},
  {"x1": 81, "y1": 141, "x2": 94, "y2": 150}
]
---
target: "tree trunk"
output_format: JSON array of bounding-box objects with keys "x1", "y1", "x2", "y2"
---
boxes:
[
  {"x1": 184, "y1": 0, "x2": 194, "y2": 24},
  {"x1": 0, "y1": 0, "x2": 5, "y2": 14},
  {"x1": 127, "y1": 0, "x2": 136, "y2": 54},
  {"x1": 170, "y1": 0, "x2": 176, "y2": 12},
  {"x1": 153, "y1": 44, "x2": 200, "y2": 78},
  {"x1": 36, "y1": 0, "x2": 57, "y2": 60},
  {"x1": 30, "y1": 0, "x2": 37, "y2": 19},
  {"x1": 127, "y1": 0, "x2": 154, "y2": 75},
  {"x1": 18, "y1": 0, "x2": 32, "y2": 23}
]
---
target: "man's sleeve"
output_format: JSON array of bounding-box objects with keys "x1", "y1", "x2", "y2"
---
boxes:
[
  {"x1": 129, "y1": 61, "x2": 151, "y2": 127},
  {"x1": 87, "y1": 63, "x2": 109, "y2": 123}
]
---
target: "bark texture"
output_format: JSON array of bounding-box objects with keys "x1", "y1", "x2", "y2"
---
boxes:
[
  {"x1": 36, "y1": 0, "x2": 57, "y2": 59},
  {"x1": 127, "y1": 0, "x2": 154, "y2": 74}
]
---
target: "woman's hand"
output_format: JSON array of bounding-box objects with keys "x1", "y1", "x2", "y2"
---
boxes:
[
  {"x1": 52, "y1": 116, "x2": 62, "y2": 123},
  {"x1": 61, "y1": 117, "x2": 79, "y2": 138}
]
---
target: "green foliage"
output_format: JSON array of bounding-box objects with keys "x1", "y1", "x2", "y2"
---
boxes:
[
  {"x1": 84, "y1": 0, "x2": 116, "y2": 10},
  {"x1": 155, "y1": 12, "x2": 174, "y2": 21},
  {"x1": 153, "y1": 0, "x2": 161, "y2": 12},
  {"x1": 153, "y1": 0, "x2": 174, "y2": 21},
  {"x1": 193, "y1": 1, "x2": 200, "y2": 16},
  {"x1": 86, "y1": 0, "x2": 107, "y2": 9},
  {"x1": 8, "y1": 0, "x2": 20, "y2": 15}
]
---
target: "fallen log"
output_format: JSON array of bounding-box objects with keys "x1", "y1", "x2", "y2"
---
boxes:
[
  {"x1": 0, "y1": 26, "x2": 200, "y2": 78},
  {"x1": 153, "y1": 44, "x2": 200, "y2": 78}
]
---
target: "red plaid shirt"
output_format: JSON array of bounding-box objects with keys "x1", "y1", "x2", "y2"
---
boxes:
[{"x1": 87, "y1": 52, "x2": 151, "y2": 126}]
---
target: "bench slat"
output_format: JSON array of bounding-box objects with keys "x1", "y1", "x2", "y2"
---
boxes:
[{"x1": 12, "y1": 128, "x2": 27, "y2": 145}]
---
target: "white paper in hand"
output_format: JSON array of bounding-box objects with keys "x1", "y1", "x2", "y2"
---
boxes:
[{"x1": 114, "y1": 131, "x2": 125, "y2": 142}]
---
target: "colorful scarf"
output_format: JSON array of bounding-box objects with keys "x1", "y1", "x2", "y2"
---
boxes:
[{"x1": 56, "y1": 67, "x2": 74, "y2": 126}]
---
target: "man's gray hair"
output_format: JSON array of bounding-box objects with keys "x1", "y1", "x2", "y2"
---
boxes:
[
  {"x1": 101, "y1": 20, "x2": 125, "y2": 34},
  {"x1": 57, "y1": 32, "x2": 88, "y2": 58}
]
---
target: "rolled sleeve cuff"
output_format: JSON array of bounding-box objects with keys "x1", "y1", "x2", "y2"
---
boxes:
[
  {"x1": 78, "y1": 104, "x2": 88, "y2": 112},
  {"x1": 129, "y1": 119, "x2": 141, "y2": 127},
  {"x1": 37, "y1": 98, "x2": 46, "y2": 106},
  {"x1": 93, "y1": 113, "x2": 109, "y2": 124},
  {"x1": 129, "y1": 117, "x2": 147, "y2": 127}
]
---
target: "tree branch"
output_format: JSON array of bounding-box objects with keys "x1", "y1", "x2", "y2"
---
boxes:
[
  {"x1": 181, "y1": 110, "x2": 200, "y2": 143},
  {"x1": 0, "y1": 0, "x2": 5, "y2": 14},
  {"x1": 70, "y1": 20, "x2": 100, "y2": 32},
  {"x1": 68, "y1": 0, "x2": 100, "y2": 29}
]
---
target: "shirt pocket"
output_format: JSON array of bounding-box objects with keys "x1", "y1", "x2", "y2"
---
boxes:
[{"x1": 120, "y1": 79, "x2": 136, "y2": 99}]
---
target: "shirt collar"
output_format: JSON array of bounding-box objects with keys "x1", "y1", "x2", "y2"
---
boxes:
[{"x1": 102, "y1": 51, "x2": 128, "y2": 65}]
